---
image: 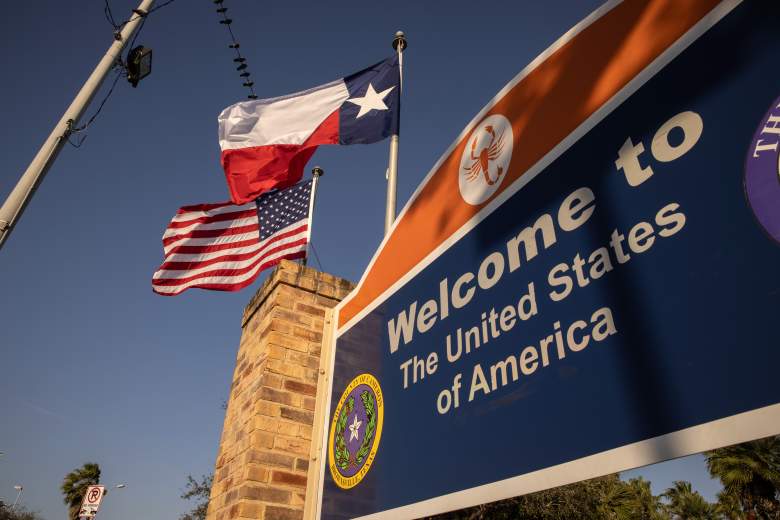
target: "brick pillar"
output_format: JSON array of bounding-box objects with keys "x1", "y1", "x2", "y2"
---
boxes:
[{"x1": 206, "y1": 260, "x2": 354, "y2": 520}]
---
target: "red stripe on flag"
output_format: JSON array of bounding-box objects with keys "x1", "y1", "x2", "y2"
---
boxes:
[
  {"x1": 152, "y1": 251, "x2": 306, "y2": 296},
  {"x1": 164, "y1": 237, "x2": 261, "y2": 256},
  {"x1": 162, "y1": 223, "x2": 259, "y2": 247},
  {"x1": 158, "y1": 224, "x2": 308, "y2": 271},
  {"x1": 166, "y1": 208, "x2": 258, "y2": 229},
  {"x1": 152, "y1": 237, "x2": 308, "y2": 286},
  {"x1": 152, "y1": 185, "x2": 311, "y2": 295},
  {"x1": 221, "y1": 110, "x2": 339, "y2": 204}
]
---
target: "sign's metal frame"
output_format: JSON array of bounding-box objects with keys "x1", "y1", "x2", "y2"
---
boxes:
[{"x1": 310, "y1": 0, "x2": 770, "y2": 518}]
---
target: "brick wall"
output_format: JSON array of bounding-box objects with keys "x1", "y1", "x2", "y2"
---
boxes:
[{"x1": 206, "y1": 260, "x2": 354, "y2": 520}]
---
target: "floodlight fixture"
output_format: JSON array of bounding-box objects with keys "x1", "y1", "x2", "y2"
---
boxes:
[{"x1": 127, "y1": 46, "x2": 152, "y2": 87}]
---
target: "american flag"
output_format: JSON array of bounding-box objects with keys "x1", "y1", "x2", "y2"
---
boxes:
[{"x1": 152, "y1": 180, "x2": 313, "y2": 295}]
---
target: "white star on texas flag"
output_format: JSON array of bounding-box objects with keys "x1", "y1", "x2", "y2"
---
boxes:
[{"x1": 346, "y1": 83, "x2": 396, "y2": 118}]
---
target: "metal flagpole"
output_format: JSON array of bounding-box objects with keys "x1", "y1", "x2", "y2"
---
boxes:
[
  {"x1": 384, "y1": 30, "x2": 407, "y2": 236},
  {"x1": 303, "y1": 166, "x2": 324, "y2": 266},
  {"x1": 0, "y1": 0, "x2": 156, "y2": 252}
]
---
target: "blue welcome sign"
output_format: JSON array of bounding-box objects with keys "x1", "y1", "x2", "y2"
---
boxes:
[{"x1": 316, "y1": 1, "x2": 780, "y2": 518}]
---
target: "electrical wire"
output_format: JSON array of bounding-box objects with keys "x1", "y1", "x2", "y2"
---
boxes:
[
  {"x1": 111, "y1": 0, "x2": 178, "y2": 32},
  {"x1": 66, "y1": 67, "x2": 124, "y2": 147},
  {"x1": 75, "y1": 68, "x2": 124, "y2": 132},
  {"x1": 212, "y1": 0, "x2": 258, "y2": 100},
  {"x1": 149, "y1": 0, "x2": 177, "y2": 13},
  {"x1": 104, "y1": 0, "x2": 120, "y2": 29},
  {"x1": 66, "y1": 0, "x2": 178, "y2": 147}
]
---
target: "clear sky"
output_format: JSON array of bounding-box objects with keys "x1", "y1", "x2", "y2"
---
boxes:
[{"x1": 0, "y1": 1, "x2": 723, "y2": 518}]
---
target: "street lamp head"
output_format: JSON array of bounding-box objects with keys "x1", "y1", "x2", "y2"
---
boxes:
[
  {"x1": 115, "y1": 484, "x2": 126, "y2": 489},
  {"x1": 126, "y1": 46, "x2": 152, "y2": 87},
  {"x1": 13, "y1": 485, "x2": 22, "y2": 491}
]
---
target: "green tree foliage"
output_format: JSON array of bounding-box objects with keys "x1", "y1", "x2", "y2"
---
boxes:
[
  {"x1": 426, "y1": 438, "x2": 780, "y2": 520},
  {"x1": 662, "y1": 480, "x2": 717, "y2": 519},
  {"x1": 0, "y1": 503, "x2": 44, "y2": 520},
  {"x1": 60, "y1": 462, "x2": 101, "y2": 520},
  {"x1": 620, "y1": 477, "x2": 668, "y2": 520},
  {"x1": 714, "y1": 490, "x2": 746, "y2": 520},
  {"x1": 171, "y1": 438, "x2": 780, "y2": 520},
  {"x1": 180, "y1": 474, "x2": 213, "y2": 520},
  {"x1": 706, "y1": 436, "x2": 780, "y2": 519},
  {"x1": 428, "y1": 474, "x2": 672, "y2": 520}
]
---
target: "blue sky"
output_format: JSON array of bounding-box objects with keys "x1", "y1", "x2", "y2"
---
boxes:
[{"x1": 0, "y1": 1, "x2": 723, "y2": 518}]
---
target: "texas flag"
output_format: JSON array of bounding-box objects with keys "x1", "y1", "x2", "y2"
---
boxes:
[{"x1": 218, "y1": 56, "x2": 400, "y2": 204}]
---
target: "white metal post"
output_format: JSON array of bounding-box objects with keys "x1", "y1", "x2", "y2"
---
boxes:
[
  {"x1": 303, "y1": 167, "x2": 323, "y2": 266},
  {"x1": 302, "y1": 308, "x2": 335, "y2": 520},
  {"x1": 0, "y1": 0, "x2": 156, "y2": 251},
  {"x1": 384, "y1": 31, "x2": 406, "y2": 236}
]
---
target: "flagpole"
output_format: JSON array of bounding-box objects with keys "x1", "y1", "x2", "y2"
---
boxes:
[
  {"x1": 304, "y1": 166, "x2": 323, "y2": 267},
  {"x1": 0, "y1": 0, "x2": 156, "y2": 252},
  {"x1": 384, "y1": 31, "x2": 407, "y2": 236}
]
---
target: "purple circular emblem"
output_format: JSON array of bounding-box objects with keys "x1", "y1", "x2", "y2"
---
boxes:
[
  {"x1": 329, "y1": 373, "x2": 384, "y2": 489},
  {"x1": 333, "y1": 383, "x2": 378, "y2": 478},
  {"x1": 341, "y1": 384, "x2": 370, "y2": 477},
  {"x1": 745, "y1": 95, "x2": 780, "y2": 244}
]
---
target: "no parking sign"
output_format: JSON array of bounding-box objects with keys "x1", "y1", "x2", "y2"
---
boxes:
[{"x1": 78, "y1": 485, "x2": 105, "y2": 519}]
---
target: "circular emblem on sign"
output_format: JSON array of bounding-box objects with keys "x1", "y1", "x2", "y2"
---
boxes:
[
  {"x1": 87, "y1": 488, "x2": 101, "y2": 503},
  {"x1": 328, "y1": 373, "x2": 384, "y2": 489},
  {"x1": 459, "y1": 114, "x2": 514, "y2": 205},
  {"x1": 745, "y1": 95, "x2": 780, "y2": 244}
]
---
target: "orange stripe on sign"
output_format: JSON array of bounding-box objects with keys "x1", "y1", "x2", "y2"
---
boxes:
[{"x1": 338, "y1": 0, "x2": 723, "y2": 330}]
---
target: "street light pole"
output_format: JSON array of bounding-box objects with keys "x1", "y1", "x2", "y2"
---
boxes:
[
  {"x1": 0, "y1": 0, "x2": 155, "y2": 252},
  {"x1": 11, "y1": 485, "x2": 22, "y2": 510}
]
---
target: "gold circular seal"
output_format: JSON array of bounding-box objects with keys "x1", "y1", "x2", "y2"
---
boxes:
[{"x1": 327, "y1": 373, "x2": 384, "y2": 489}]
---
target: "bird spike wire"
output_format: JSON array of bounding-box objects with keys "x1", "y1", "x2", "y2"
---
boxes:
[{"x1": 213, "y1": 0, "x2": 258, "y2": 100}]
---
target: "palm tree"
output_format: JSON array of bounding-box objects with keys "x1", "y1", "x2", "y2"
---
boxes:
[
  {"x1": 714, "y1": 490, "x2": 746, "y2": 520},
  {"x1": 61, "y1": 462, "x2": 101, "y2": 520},
  {"x1": 705, "y1": 436, "x2": 780, "y2": 519},
  {"x1": 662, "y1": 480, "x2": 717, "y2": 520},
  {"x1": 620, "y1": 477, "x2": 669, "y2": 520},
  {"x1": 597, "y1": 477, "x2": 636, "y2": 520}
]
